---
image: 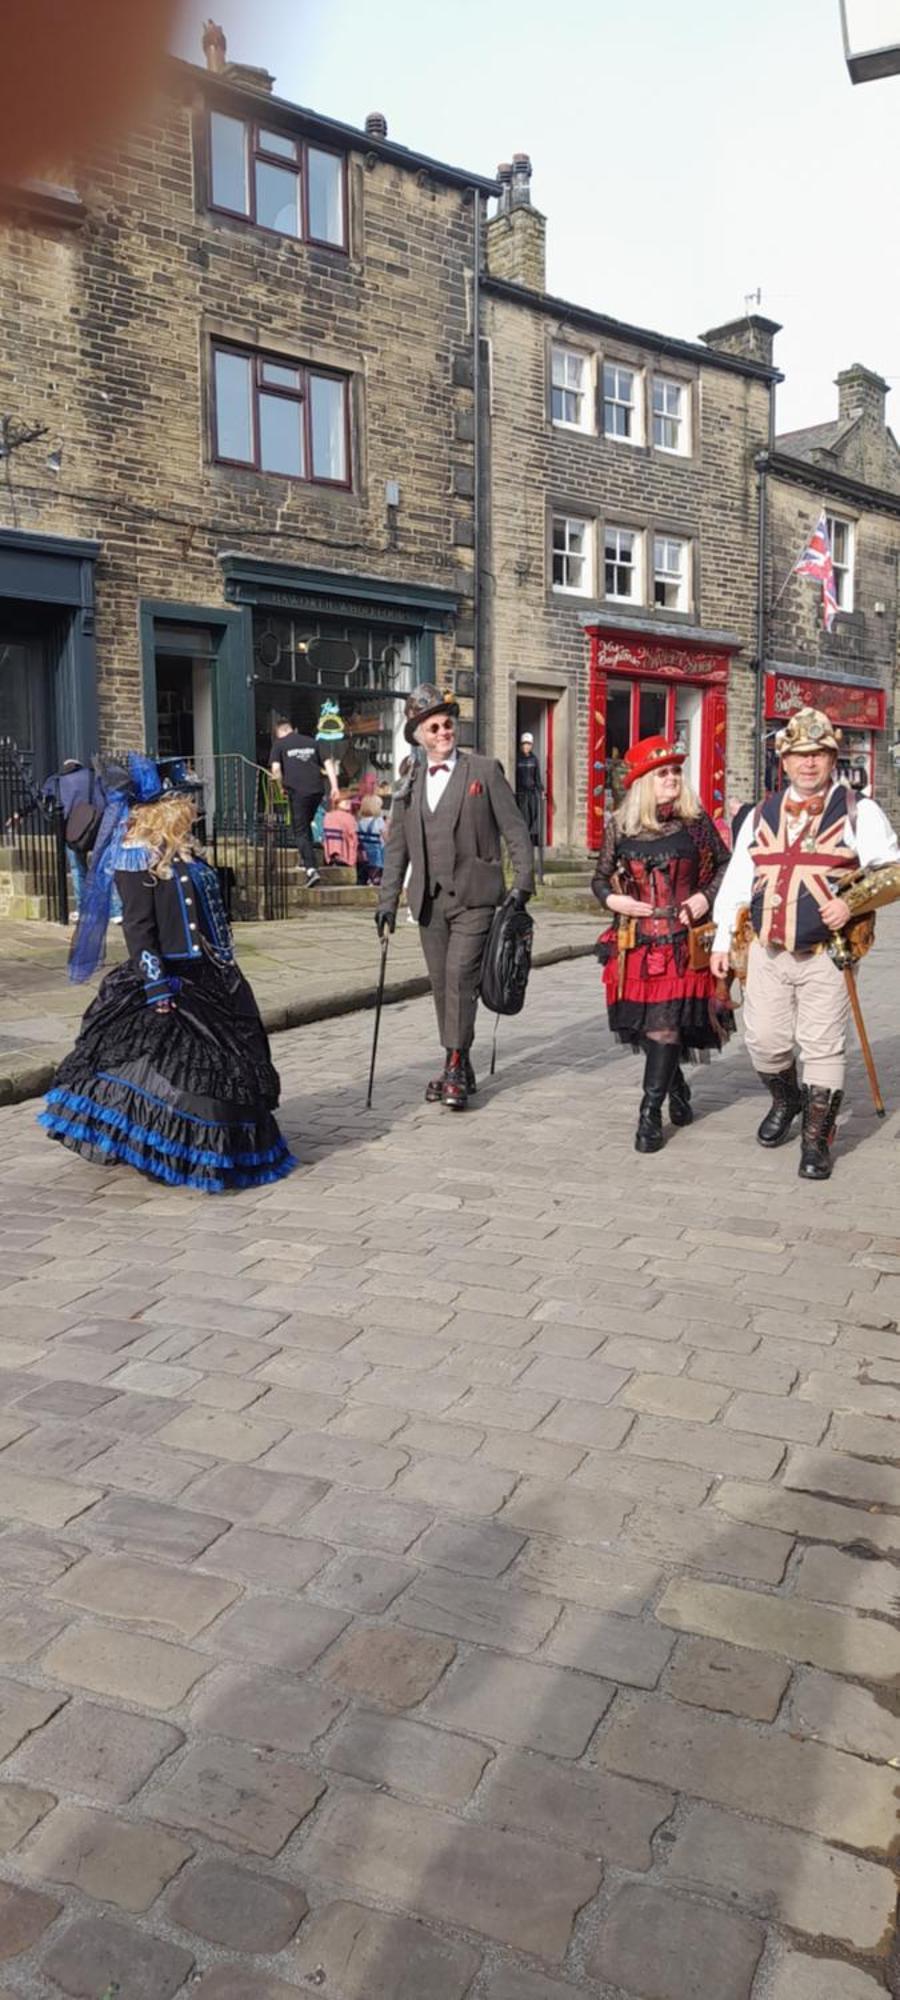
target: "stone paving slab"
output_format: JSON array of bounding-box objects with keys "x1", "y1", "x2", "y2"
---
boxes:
[
  {"x1": 0, "y1": 906, "x2": 597, "y2": 1103},
  {"x1": 0, "y1": 927, "x2": 899, "y2": 1997}
]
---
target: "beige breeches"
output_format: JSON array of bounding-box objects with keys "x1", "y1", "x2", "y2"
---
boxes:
[{"x1": 743, "y1": 940, "x2": 851, "y2": 1091}]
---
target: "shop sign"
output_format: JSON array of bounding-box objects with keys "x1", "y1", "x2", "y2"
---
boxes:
[
  {"x1": 591, "y1": 636, "x2": 729, "y2": 683},
  {"x1": 765, "y1": 672, "x2": 886, "y2": 729}
]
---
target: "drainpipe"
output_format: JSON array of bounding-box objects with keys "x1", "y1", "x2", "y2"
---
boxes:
[
  {"x1": 753, "y1": 449, "x2": 768, "y2": 796},
  {"x1": 756, "y1": 374, "x2": 777, "y2": 792},
  {"x1": 472, "y1": 187, "x2": 482, "y2": 752}
]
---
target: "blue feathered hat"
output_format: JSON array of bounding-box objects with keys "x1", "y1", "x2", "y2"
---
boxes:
[{"x1": 67, "y1": 752, "x2": 198, "y2": 984}]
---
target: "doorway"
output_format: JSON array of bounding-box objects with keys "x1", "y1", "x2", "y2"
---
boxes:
[
  {"x1": 515, "y1": 694, "x2": 554, "y2": 847},
  {"x1": 153, "y1": 633, "x2": 216, "y2": 815},
  {"x1": 0, "y1": 602, "x2": 68, "y2": 783}
]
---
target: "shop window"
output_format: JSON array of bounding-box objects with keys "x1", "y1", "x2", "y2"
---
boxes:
[
  {"x1": 550, "y1": 346, "x2": 592, "y2": 432},
  {"x1": 212, "y1": 345, "x2": 349, "y2": 485},
  {"x1": 653, "y1": 535, "x2": 689, "y2": 611},
  {"x1": 552, "y1": 514, "x2": 592, "y2": 594},
  {"x1": 209, "y1": 112, "x2": 346, "y2": 247},
  {"x1": 825, "y1": 514, "x2": 854, "y2": 611},
  {"x1": 603, "y1": 362, "x2": 642, "y2": 443},
  {"x1": 604, "y1": 525, "x2": 642, "y2": 601},
  {"x1": 652, "y1": 375, "x2": 689, "y2": 454}
]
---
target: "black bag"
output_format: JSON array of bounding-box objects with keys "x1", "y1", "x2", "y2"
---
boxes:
[
  {"x1": 64, "y1": 797, "x2": 102, "y2": 854},
  {"x1": 479, "y1": 900, "x2": 534, "y2": 1016}
]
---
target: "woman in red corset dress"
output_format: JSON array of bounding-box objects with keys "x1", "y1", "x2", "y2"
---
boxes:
[{"x1": 592, "y1": 736, "x2": 733, "y2": 1153}]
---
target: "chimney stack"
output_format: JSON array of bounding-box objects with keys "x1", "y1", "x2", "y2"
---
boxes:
[
  {"x1": 836, "y1": 363, "x2": 888, "y2": 430},
  {"x1": 202, "y1": 19, "x2": 227, "y2": 73},
  {"x1": 700, "y1": 314, "x2": 781, "y2": 368},
  {"x1": 485, "y1": 150, "x2": 546, "y2": 294},
  {"x1": 365, "y1": 112, "x2": 388, "y2": 138}
]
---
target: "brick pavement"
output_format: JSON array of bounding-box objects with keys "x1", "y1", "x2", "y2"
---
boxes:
[{"x1": 0, "y1": 919, "x2": 897, "y2": 1998}]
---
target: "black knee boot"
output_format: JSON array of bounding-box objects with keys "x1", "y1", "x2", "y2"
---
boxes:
[
  {"x1": 756, "y1": 1064, "x2": 803, "y2": 1147},
  {"x1": 669, "y1": 1065, "x2": 693, "y2": 1127},
  {"x1": 635, "y1": 1043, "x2": 679, "y2": 1154}
]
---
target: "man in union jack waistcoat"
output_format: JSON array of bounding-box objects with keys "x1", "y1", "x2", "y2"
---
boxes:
[{"x1": 711, "y1": 706, "x2": 898, "y2": 1179}]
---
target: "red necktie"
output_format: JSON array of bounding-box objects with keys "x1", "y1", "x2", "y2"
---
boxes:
[{"x1": 429, "y1": 764, "x2": 449, "y2": 775}]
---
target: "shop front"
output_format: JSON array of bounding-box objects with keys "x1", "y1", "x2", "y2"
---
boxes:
[
  {"x1": 220, "y1": 558, "x2": 459, "y2": 792},
  {"x1": 763, "y1": 669, "x2": 887, "y2": 795},
  {"x1": 586, "y1": 624, "x2": 733, "y2": 849}
]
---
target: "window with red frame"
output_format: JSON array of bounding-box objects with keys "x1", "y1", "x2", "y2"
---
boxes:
[
  {"x1": 209, "y1": 112, "x2": 345, "y2": 248},
  {"x1": 212, "y1": 346, "x2": 350, "y2": 485}
]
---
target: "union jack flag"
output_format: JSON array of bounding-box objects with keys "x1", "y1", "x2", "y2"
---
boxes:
[
  {"x1": 751, "y1": 799, "x2": 857, "y2": 950},
  {"x1": 793, "y1": 512, "x2": 839, "y2": 632}
]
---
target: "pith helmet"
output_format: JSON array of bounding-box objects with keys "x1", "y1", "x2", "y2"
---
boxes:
[
  {"x1": 775, "y1": 706, "x2": 841, "y2": 757},
  {"x1": 403, "y1": 683, "x2": 459, "y2": 744}
]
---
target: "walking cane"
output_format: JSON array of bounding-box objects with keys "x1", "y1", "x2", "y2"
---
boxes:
[
  {"x1": 365, "y1": 933, "x2": 390, "y2": 1110},
  {"x1": 830, "y1": 933, "x2": 885, "y2": 1118}
]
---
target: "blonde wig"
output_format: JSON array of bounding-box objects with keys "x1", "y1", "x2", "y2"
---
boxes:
[
  {"x1": 124, "y1": 793, "x2": 203, "y2": 880},
  {"x1": 616, "y1": 769, "x2": 702, "y2": 837}
]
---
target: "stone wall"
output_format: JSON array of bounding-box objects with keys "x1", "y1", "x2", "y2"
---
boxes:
[{"x1": 0, "y1": 68, "x2": 480, "y2": 749}]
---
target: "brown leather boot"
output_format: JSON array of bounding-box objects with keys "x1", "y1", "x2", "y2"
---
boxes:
[{"x1": 442, "y1": 1051, "x2": 468, "y2": 1110}]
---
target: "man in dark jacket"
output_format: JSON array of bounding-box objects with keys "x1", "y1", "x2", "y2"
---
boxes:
[
  {"x1": 40, "y1": 758, "x2": 121, "y2": 922},
  {"x1": 376, "y1": 684, "x2": 533, "y2": 1109}
]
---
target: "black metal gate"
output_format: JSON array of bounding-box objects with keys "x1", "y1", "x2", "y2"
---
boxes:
[{"x1": 0, "y1": 737, "x2": 69, "y2": 923}]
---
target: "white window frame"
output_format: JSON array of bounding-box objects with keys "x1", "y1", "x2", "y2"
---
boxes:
[
  {"x1": 825, "y1": 513, "x2": 855, "y2": 612},
  {"x1": 652, "y1": 374, "x2": 690, "y2": 455},
  {"x1": 602, "y1": 360, "x2": 643, "y2": 444},
  {"x1": 653, "y1": 534, "x2": 690, "y2": 612},
  {"x1": 550, "y1": 346, "x2": 593, "y2": 434},
  {"x1": 551, "y1": 514, "x2": 593, "y2": 596},
  {"x1": 604, "y1": 524, "x2": 643, "y2": 603}
]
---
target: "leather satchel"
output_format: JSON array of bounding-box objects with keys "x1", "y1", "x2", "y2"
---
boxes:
[{"x1": 687, "y1": 921, "x2": 717, "y2": 974}]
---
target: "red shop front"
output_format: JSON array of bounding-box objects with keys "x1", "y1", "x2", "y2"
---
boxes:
[
  {"x1": 586, "y1": 625, "x2": 734, "y2": 850},
  {"x1": 764, "y1": 670, "x2": 887, "y2": 795}
]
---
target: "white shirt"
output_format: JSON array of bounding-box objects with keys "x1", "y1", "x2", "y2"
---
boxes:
[
  {"x1": 425, "y1": 749, "x2": 458, "y2": 813},
  {"x1": 712, "y1": 785, "x2": 900, "y2": 952}
]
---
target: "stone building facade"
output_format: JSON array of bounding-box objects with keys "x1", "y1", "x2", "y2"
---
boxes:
[
  {"x1": 481, "y1": 167, "x2": 779, "y2": 852},
  {"x1": 762, "y1": 365, "x2": 900, "y2": 820},
  {"x1": 0, "y1": 27, "x2": 495, "y2": 802}
]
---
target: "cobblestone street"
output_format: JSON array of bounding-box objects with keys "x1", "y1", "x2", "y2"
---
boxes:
[{"x1": 0, "y1": 926, "x2": 897, "y2": 2000}]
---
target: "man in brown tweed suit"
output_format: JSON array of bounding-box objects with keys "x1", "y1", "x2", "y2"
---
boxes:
[{"x1": 377, "y1": 685, "x2": 533, "y2": 1109}]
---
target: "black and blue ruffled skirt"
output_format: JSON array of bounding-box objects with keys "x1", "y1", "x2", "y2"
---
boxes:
[{"x1": 41, "y1": 957, "x2": 296, "y2": 1194}]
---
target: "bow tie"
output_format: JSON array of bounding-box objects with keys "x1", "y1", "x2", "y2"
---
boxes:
[
  {"x1": 429, "y1": 763, "x2": 450, "y2": 775},
  {"x1": 785, "y1": 793, "x2": 826, "y2": 819}
]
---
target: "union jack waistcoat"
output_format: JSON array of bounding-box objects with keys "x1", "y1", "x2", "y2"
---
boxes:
[{"x1": 750, "y1": 786, "x2": 858, "y2": 952}]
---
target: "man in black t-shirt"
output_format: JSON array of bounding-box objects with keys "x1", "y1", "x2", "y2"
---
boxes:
[{"x1": 270, "y1": 720, "x2": 340, "y2": 886}]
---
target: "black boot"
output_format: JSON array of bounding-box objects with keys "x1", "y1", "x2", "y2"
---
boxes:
[
  {"x1": 635, "y1": 1043, "x2": 679, "y2": 1154},
  {"x1": 442, "y1": 1051, "x2": 469, "y2": 1111},
  {"x1": 669, "y1": 1066, "x2": 693, "y2": 1127},
  {"x1": 799, "y1": 1086, "x2": 842, "y2": 1181},
  {"x1": 756, "y1": 1064, "x2": 803, "y2": 1147},
  {"x1": 425, "y1": 1053, "x2": 451, "y2": 1103}
]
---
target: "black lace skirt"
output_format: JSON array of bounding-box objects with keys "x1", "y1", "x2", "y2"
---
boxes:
[{"x1": 40, "y1": 957, "x2": 296, "y2": 1194}]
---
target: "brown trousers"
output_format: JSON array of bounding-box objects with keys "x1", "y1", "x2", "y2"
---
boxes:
[{"x1": 418, "y1": 890, "x2": 495, "y2": 1053}]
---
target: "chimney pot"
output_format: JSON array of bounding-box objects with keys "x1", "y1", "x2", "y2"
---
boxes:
[
  {"x1": 365, "y1": 112, "x2": 388, "y2": 138},
  {"x1": 510, "y1": 153, "x2": 533, "y2": 207},
  {"x1": 202, "y1": 19, "x2": 227, "y2": 73}
]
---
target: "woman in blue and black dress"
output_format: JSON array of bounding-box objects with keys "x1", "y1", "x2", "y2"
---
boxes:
[{"x1": 41, "y1": 754, "x2": 295, "y2": 1193}]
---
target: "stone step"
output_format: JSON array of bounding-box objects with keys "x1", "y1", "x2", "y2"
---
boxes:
[
  {"x1": 540, "y1": 870, "x2": 594, "y2": 889},
  {"x1": 534, "y1": 887, "x2": 598, "y2": 914}
]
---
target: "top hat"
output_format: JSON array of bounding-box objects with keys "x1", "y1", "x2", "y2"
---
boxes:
[
  {"x1": 622, "y1": 736, "x2": 685, "y2": 791},
  {"x1": 403, "y1": 683, "x2": 460, "y2": 745},
  {"x1": 100, "y1": 752, "x2": 198, "y2": 808},
  {"x1": 775, "y1": 706, "x2": 841, "y2": 758}
]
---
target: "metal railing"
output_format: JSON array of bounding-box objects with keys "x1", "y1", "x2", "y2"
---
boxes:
[
  {"x1": 0, "y1": 738, "x2": 69, "y2": 923},
  {"x1": 203, "y1": 754, "x2": 295, "y2": 923}
]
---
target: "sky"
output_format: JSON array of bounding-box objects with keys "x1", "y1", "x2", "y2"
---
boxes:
[{"x1": 175, "y1": 0, "x2": 900, "y2": 434}]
